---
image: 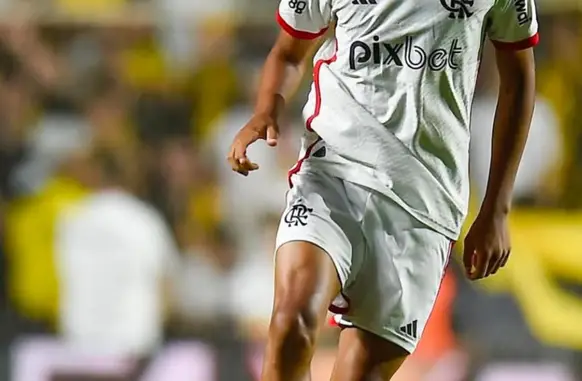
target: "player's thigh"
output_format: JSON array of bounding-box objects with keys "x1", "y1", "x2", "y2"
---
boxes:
[
  {"x1": 274, "y1": 171, "x2": 365, "y2": 320},
  {"x1": 334, "y1": 191, "x2": 452, "y2": 371},
  {"x1": 273, "y1": 242, "x2": 340, "y2": 329}
]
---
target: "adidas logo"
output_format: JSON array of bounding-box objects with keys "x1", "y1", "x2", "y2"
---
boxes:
[
  {"x1": 352, "y1": 0, "x2": 377, "y2": 4},
  {"x1": 399, "y1": 320, "x2": 418, "y2": 339}
]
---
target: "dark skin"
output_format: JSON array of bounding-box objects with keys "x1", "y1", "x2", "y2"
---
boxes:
[
  {"x1": 464, "y1": 47, "x2": 536, "y2": 280},
  {"x1": 227, "y1": 29, "x2": 536, "y2": 380},
  {"x1": 227, "y1": 32, "x2": 316, "y2": 175}
]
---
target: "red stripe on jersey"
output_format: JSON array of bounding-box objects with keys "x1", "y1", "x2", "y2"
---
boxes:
[
  {"x1": 306, "y1": 42, "x2": 338, "y2": 131},
  {"x1": 491, "y1": 33, "x2": 539, "y2": 51},
  {"x1": 287, "y1": 139, "x2": 320, "y2": 188},
  {"x1": 276, "y1": 11, "x2": 328, "y2": 40},
  {"x1": 287, "y1": 42, "x2": 338, "y2": 188}
]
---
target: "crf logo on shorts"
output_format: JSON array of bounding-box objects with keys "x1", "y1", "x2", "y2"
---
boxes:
[{"x1": 284, "y1": 203, "x2": 313, "y2": 227}]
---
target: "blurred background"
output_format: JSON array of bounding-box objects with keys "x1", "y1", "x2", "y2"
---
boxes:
[{"x1": 0, "y1": 0, "x2": 580, "y2": 380}]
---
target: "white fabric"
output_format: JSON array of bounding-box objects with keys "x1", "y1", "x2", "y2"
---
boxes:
[
  {"x1": 276, "y1": 169, "x2": 451, "y2": 353},
  {"x1": 56, "y1": 190, "x2": 177, "y2": 357},
  {"x1": 487, "y1": 0, "x2": 539, "y2": 43},
  {"x1": 279, "y1": 0, "x2": 538, "y2": 239}
]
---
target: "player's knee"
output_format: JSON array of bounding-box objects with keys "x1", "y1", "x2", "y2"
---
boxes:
[{"x1": 269, "y1": 303, "x2": 318, "y2": 356}]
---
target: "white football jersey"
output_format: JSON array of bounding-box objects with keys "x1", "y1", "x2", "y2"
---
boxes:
[{"x1": 279, "y1": 0, "x2": 539, "y2": 239}]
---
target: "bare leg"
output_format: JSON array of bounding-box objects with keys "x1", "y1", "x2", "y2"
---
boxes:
[
  {"x1": 330, "y1": 327, "x2": 409, "y2": 381},
  {"x1": 260, "y1": 241, "x2": 341, "y2": 381}
]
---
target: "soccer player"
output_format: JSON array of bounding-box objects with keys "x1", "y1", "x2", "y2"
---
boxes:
[{"x1": 227, "y1": 0, "x2": 538, "y2": 379}]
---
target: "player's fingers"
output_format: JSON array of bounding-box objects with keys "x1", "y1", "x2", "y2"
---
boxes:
[
  {"x1": 462, "y1": 241, "x2": 475, "y2": 276},
  {"x1": 227, "y1": 147, "x2": 242, "y2": 172},
  {"x1": 232, "y1": 130, "x2": 260, "y2": 159},
  {"x1": 239, "y1": 158, "x2": 259, "y2": 172},
  {"x1": 232, "y1": 134, "x2": 263, "y2": 174},
  {"x1": 227, "y1": 144, "x2": 253, "y2": 176},
  {"x1": 470, "y1": 250, "x2": 490, "y2": 280},
  {"x1": 501, "y1": 248, "x2": 511, "y2": 267},
  {"x1": 489, "y1": 258, "x2": 502, "y2": 276},
  {"x1": 232, "y1": 141, "x2": 248, "y2": 162},
  {"x1": 266, "y1": 124, "x2": 279, "y2": 147},
  {"x1": 493, "y1": 247, "x2": 511, "y2": 275},
  {"x1": 232, "y1": 142, "x2": 255, "y2": 170},
  {"x1": 486, "y1": 251, "x2": 503, "y2": 277}
]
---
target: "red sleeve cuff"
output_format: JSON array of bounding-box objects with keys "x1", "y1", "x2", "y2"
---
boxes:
[
  {"x1": 275, "y1": 10, "x2": 328, "y2": 40},
  {"x1": 491, "y1": 33, "x2": 539, "y2": 51}
]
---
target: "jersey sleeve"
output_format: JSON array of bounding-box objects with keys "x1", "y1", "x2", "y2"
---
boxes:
[
  {"x1": 487, "y1": 0, "x2": 539, "y2": 50},
  {"x1": 276, "y1": 0, "x2": 332, "y2": 40}
]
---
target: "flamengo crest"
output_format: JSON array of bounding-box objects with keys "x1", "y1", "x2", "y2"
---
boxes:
[
  {"x1": 284, "y1": 203, "x2": 313, "y2": 227},
  {"x1": 440, "y1": 0, "x2": 474, "y2": 19}
]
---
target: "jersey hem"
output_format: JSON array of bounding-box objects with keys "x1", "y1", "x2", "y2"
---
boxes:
[
  {"x1": 491, "y1": 33, "x2": 539, "y2": 51},
  {"x1": 299, "y1": 163, "x2": 462, "y2": 241},
  {"x1": 287, "y1": 138, "x2": 321, "y2": 187},
  {"x1": 275, "y1": 10, "x2": 329, "y2": 40}
]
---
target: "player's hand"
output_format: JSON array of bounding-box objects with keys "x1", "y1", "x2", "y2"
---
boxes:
[
  {"x1": 463, "y1": 211, "x2": 511, "y2": 280},
  {"x1": 227, "y1": 113, "x2": 280, "y2": 176}
]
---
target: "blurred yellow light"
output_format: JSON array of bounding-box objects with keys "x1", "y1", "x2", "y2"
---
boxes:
[{"x1": 56, "y1": 0, "x2": 126, "y2": 15}]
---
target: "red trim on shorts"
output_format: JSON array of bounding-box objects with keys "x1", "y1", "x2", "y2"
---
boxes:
[
  {"x1": 328, "y1": 315, "x2": 352, "y2": 329},
  {"x1": 439, "y1": 241, "x2": 455, "y2": 284},
  {"x1": 328, "y1": 304, "x2": 348, "y2": 314},
  {"x1": 328, "y1": 316, "x2": 339, "y2": 327},
  {"x1": 491, "y1": 33, "x2": 539, "y2": 51},
  {"x1": 445, "y1": 241, "x2": 455, "y2": 271},
  {"x1": 329, "y1": 243, "x2": 456, "y2": 329},
  {"x1": 337, "y1": 322, "x2": 351, "y2": 329},
  {"x1": 423, "y1": 240, "x2": 456, "y2": 326},
  {"x1": 276, "y1": 11, "x2": 328, "y2": 40},
  {"x1": 328, "y1": 291, "x2": 351, "y2": 314}
]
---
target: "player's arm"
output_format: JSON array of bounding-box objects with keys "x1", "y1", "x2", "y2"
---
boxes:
[
  {"x1": 254, "y1": 32, "x2": 322, "y2": 125},
  {"x1": 228, "y1": 0, "x2": 333, "y2": 176},
  {"x1": 228, "y1": 33, "x2": 324, "y2": 176},
  {"x1": 464, "y1": 0, "x2": 538, "y2": 280},
  {"x1": 464, "y1": 48, "x2": 536, "y2": 280},
  {"x1": 481, "y1": 48, "x2": 535, "y2": 215}
]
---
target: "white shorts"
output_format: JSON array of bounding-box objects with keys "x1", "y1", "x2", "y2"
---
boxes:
[{"x1": 276, "y1": 169, "x2": 453, "y2": 353}]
